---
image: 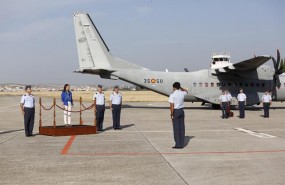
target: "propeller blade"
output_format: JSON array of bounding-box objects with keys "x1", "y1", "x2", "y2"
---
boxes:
[
  {"x1": 272, "y1": 57, "x2": 278, "y2": 70},
  {"x1": 277, "y1": 49, "x2": 280, "y2": 69},
  {"x1": 275, "y1": 74, "x2": 281, "y2": 89}
]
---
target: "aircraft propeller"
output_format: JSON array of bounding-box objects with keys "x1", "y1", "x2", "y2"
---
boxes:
[{"x1": 272, "y1": 49, "x2": 284, "y2": 89}]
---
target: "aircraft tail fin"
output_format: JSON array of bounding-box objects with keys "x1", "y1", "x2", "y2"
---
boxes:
[{"x1": 73, "y1": 13, "x2": 113, "y2": 70}]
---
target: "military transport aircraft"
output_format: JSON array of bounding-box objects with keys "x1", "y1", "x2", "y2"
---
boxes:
[{"x1": 73, "y1": 13, "x2": 285, "y2": 108}]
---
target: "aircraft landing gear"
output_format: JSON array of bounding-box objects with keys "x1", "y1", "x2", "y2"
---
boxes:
[{"x1": 212, "y1": 104, "x2": 221, "y2": 109}]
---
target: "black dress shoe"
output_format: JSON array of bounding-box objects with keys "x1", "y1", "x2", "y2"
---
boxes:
[
  {"x1": 172, "y1": 146, "x2": 182, "y2": 149},
  {"x1": 29, "y1": 134, "x2": 35, "y2": 137},
  {"x1": 116, "y1": 127, "x2": 122, "y2": 130}
]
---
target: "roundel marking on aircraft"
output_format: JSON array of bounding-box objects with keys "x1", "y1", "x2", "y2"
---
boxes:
[{"x1": 151, "y1": 79, "x2": 156, "y2": 83}]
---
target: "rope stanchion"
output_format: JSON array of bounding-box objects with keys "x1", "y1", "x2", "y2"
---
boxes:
[
  {"x1": 80, "y1": 97, "x2": 83, "y2": 125},
  {"x1": 39, "y1": 97, "x2": 95, "y2": 125},
  {"x1": 53, "y1": 98, "x2": 56, "y2": 128},
  {"x1": 94, "y1": 100, "x2": 97, "y2": 127},
  {"x1": 39, "y1": 96, "x2": 97, "y2": 136},
  {"x1": 39, "y1": 98, "x2": 42, "y2": 127}
]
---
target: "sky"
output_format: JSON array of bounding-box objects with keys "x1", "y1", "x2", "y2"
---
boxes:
[{"x1": 0, "y1": 0, "x2": 284, "y2": 85}]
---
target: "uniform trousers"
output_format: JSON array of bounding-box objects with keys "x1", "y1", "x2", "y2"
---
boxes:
[
  {"x1": 24, "y1": 107, "x2": 35, "y2": 136},
  {"x1": 263, "y1": 103, "x2": 270, "y2": 118},
  {"x1": 221, "y1": 102, "x2": 228, "y2": 118},
  {"x1": 238, "y1": 101, "x2": 245, "y2": 118},
  {"x1": 112, "y1": 104, "x2": 121, "y2": 129},
  {"x1": 172, "y1": 109, "x2": 185, "y2": 148},
  {"x1": 96, "y1": 105, "x2": 105, "y2": 131}
]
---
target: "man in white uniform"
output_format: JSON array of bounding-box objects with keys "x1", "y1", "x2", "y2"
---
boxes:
[
  {"x1": 261, "y1": 91, "x2": 272, "y2": 118},
  {"x1": 93, "y1": 85, "x2": 105, "y2": 131},
  {"x1": 168, "y1": 82, "x2": 188, "y2": 149},
  {"x1": 237, "y1": 88, "x2": 246, "y2": 118},
  {"x1": 219, "y1": 90, "x2": 229, "y2": 119},
  {"x1": 109, "y1": 86, "x2": 122, "y2": 130},
  {"x1": 20, "y1": 85, "x2": 35, "y2": 137}
]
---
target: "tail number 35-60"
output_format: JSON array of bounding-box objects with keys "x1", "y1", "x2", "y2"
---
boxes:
[{"x1": 144, "y1": 79, "x2": 163, "y2": 84}]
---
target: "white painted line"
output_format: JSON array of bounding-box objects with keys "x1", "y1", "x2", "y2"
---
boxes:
[{"x1": 235, "y1": 128, "x2": 277, "y2": 138}]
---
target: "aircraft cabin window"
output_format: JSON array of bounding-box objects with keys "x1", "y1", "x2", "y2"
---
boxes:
[
  {"x1": 256, "y1": 83, "x2": 260, "y2": 87},
  {"x1": 245, "y1": 83, "x2": 248, "y2": 87},
  {"x1": 261, "y1": 83, "x2": 265, "y2": 87},
  {"x1": 193, "y1": 83, "x2": 197, "y2": 87},
  {"x1": 239, "y1": 83, "x2": 243, "y2": 86},
  {"x1": 217, "y1": 83, "x2": 220, "y2": 87},
  {"x1": 211, "y1": 82, "x2": 214, "y2": 87},
  {"x1": 250, "y1": 83, "x2": 254, "y2": 87},
  {"x1": 228, "y1": 83, "x2": 232, "y2": 86},
  {"x1": 205, "y1": 83, "x2": 208, "y2": 87},
  {"x1": 222, "y1": 83, "x2": 225, "y2": 87},
  {"x1": 199, "y1": 83, "x2": 203, "y2": 87}
]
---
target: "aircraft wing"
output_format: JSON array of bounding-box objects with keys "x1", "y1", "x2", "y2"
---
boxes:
[{"x1": 214, "y1": 56, "x2": 271, "y2": 73}]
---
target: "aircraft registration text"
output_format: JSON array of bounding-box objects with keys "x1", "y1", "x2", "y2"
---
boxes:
[{"x1": 144, "y1": 79, "x2": 163, "y2": 84}]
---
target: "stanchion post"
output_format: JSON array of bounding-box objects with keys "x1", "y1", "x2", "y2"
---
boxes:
[
  {"x1": 53, "y1": 98, "x2": 56, "y2": 128},
  {"x1": 80, "y1": 97, "x2": 83, "y2": 125},
  {"x1": 39, "y1": 97, "x2": 42, "y2": 127},
  {"x1": 94, "y1": 100, "x2": 97, "y2": 127}
]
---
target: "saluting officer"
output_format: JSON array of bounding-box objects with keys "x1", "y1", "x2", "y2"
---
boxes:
[
  {"x1": 262, "y1": 91, "x2": 272, "y2": 118},
  {"x1": 168, "y1": 82, "x2": 188, "y2": 149},
  {"x1": 20, "y1": 85, "x2": 35, "y2": 137},
  {"x1": 219, "y1": 90, "x2": 229, "y2": 119},
  {"x1": 93, "y1": 84, "x2": 105, "y2": 131},
  {"x1": 109, "y1": 86, "x2": 122, "y2": 130},
  {"x1": 237, "y1": 88, "x2": 246, "y2": 118}
]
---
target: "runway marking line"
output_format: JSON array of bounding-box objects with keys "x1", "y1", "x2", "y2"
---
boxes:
[
  {"x1": 235, "y1": 128, "x2": 277, "y2": 138},
  {"x1": 61, "y1": 135, "x2": 76, "y2": 155}
]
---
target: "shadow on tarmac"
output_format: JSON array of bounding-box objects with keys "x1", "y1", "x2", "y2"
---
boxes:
[
  {"x1": 0, "y1": 129, "x2": 24, "y2": 135},
  {"x1": 103, "y1": 124, "x2": 135, "y2": 132},
  {"x1": 184, "y1": 136, "x2": 195, "y2": 147}
]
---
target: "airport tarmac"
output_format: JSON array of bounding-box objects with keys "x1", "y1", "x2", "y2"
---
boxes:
[{"x1": 1, "y1": 95, "x2": 285, "y2": 185}]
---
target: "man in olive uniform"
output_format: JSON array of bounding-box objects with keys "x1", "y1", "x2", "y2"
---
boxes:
[
  {"x1": 20, "y1": 85, "x2": 35, "y2": 137},
  {"x1": 168, "y1": 82, "x2": 188, "y2": 149}
]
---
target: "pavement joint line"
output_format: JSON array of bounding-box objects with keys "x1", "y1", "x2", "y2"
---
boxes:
[
  {"x1": 65, "y1": 149, "x2": 285, "y2": 156},
  {"x1": 103, "y1": 130, "x2": 238, "y2": 133},
  {"x1": 123, "y1": 112, "x2": 189, "y2": 185},
  {"x1": 0, "y1": 105, "x2": 18, "y2": 110},
  {"x1": 0, "y1": 130, "x2": 23, "y2": 144}
]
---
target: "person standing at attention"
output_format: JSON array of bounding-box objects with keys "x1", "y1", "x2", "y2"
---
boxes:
[
  {"x1": 61, "y1": 84, "x2": 73, "y2": 126},
  {"x1": 219, "y1": 90, "x2": 229, "y2": 119},
  {"x1": 262, "y1": 91, "x2": 272, "y2": 118},
  {"x1": 93, "y1": 84, "x2": 105, "y2": 131},
  {"x1": 168, "y1": 82, "x2": 188, "y2": 149},
  {"x1": 237, "y1": 88, "x2": 246, "y2": 118},
  {"x1": 20, "y1": 85, "x2": 35, "y2": 137},
  {"x1": 109, "y1": 85, "x2": 122, "y2": 130}
]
